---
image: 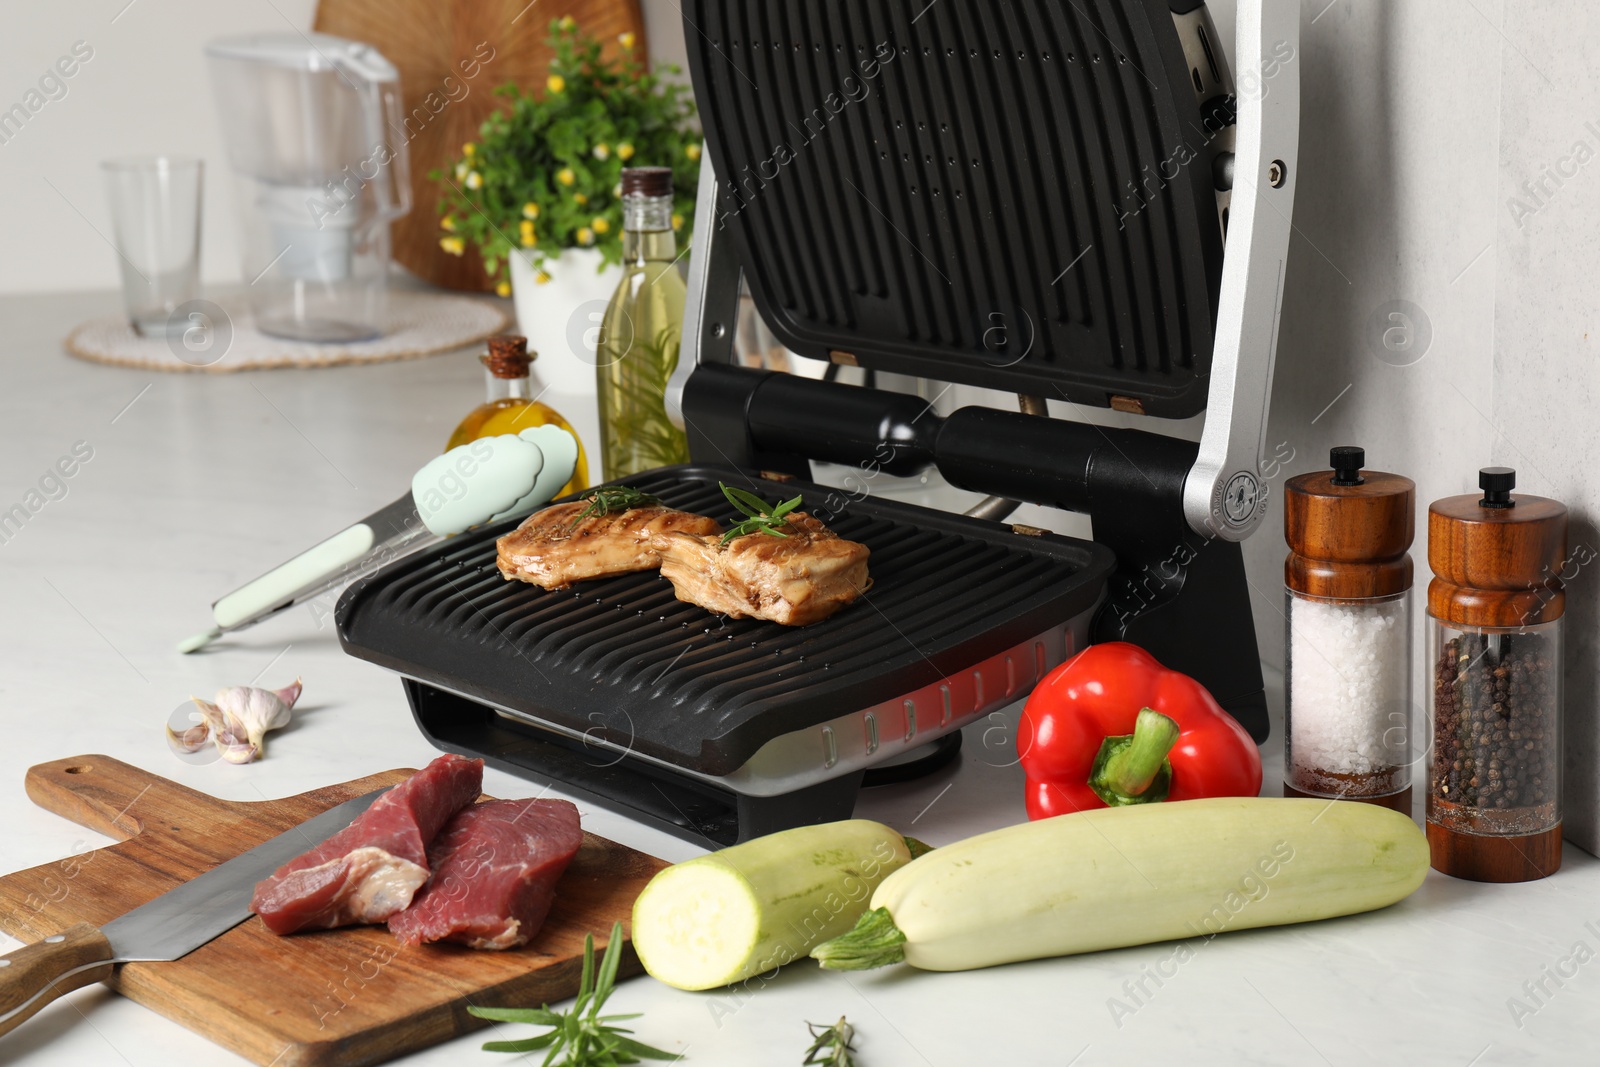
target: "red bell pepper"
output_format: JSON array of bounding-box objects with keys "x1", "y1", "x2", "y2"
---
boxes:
[{"x1": 1015, "y1": 642, "x2": 1262, "y2": 819}]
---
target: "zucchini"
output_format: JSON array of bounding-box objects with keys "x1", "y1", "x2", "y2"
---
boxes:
[
  {"x1": 812, "y1": 797, "x2": 1428, "y2": 972},
  {"x1": 632, "y1": 819, "x2": 920, "y2": 991}
]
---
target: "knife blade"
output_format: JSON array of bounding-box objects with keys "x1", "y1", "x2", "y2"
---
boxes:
[{"x1": 0, "y1": 786, "x2": 387, "y2": 1037}]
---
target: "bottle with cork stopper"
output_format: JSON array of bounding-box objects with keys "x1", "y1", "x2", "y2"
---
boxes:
[
  {"x1": 446, "y1": 334, "x2": 589, "y2": 498},
  {"x1": 1283, "y1": 446, "x2": 1415, "y2": 812},
  {"x1": 1427, "y1": 467, "x2": 1566, "y2": 882}
]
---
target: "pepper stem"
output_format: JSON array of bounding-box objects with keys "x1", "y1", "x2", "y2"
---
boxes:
[
  {"x1": 1089, "y1": 707, "x2": 1181, "y2": 806},
  {"x1": 811, "y1": 907, "x2": 907, "y2": 970}
]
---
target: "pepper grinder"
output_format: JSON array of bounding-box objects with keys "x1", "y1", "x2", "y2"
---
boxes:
[
  {"x1": 1283, "y1": 446, "x2": 1415, "y2": 812},
  {"x1": 1427, "y1": 467, "x2": 1566, "y2": 882}
]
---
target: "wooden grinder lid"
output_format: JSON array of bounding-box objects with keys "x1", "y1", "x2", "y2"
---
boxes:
[
  {"x1": 1285, "y1": 446, "x2": 1415, "y2": 599},
  {"x1": 1428, "y1": 467, "x2": 1567, "y2": 627}
]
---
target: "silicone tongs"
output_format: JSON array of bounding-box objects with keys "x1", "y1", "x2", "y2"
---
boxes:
[{"x1": 178, "y1": 425, "x2": 579, "y2": 653}]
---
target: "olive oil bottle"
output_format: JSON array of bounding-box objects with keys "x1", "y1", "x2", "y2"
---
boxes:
[
  {"x1": 447, "y1": 334, "x2": 588, "y2": 497},
  {"x1": 596, "y1": 167, "x2": 690, "y2": 479}
]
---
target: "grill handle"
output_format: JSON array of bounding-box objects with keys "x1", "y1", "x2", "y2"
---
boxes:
[
  {"x1": 682, "y1": 363, "x2": 1268, "y2": 741},
  {"x1": 688, "y1": 364, "x2": 1196, "y2": 521}
]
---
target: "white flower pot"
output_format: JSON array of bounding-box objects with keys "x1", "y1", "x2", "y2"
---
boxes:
[{"x1": 507, "y1": 247, "x2": 623, "y2": 400}]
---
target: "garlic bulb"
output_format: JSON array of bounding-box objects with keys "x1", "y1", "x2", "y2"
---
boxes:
[{"x1": 167, "y1": 678, "x2": 302, "y2": 764}]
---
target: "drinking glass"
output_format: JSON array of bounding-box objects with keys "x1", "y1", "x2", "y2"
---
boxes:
[{"x1": 101, "y1": 156, "x2": 203, "y2": 335}]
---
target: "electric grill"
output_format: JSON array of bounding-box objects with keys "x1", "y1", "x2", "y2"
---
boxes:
[{"x1": 338, "y1": 0, "x2": 1300, "y2": 845}]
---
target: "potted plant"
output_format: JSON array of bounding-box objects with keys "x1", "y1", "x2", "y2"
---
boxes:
[{"x1": 433, "y1": 18, "x2": 699, "y2": 397}]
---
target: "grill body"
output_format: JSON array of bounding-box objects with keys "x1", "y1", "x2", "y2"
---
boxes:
[{"x1": 338, "y1": 467, "x2": 1113, "y2": 843}]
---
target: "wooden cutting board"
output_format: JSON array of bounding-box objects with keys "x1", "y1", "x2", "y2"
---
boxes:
[{"x1": 0, "y1": 756, "x2": 667, "y2": 1067}]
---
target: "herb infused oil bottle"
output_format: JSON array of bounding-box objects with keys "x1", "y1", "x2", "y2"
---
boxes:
[{"x1": 596, "y1": 167, "x2": 690, "y2": 480}]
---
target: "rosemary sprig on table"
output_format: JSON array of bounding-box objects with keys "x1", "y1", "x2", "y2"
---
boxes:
[
  {"x1": 468, "y1": 921, "x2": 678, "y2": 1065},
  {"x1": 719, "y1": 482, "x2": 803, "y2": 545},
  {"x1": 567, "y1": 485, "x2": 663, "y2": 531},
  {"x1": 803, "y1": 1017, "x2": 857, "y2": 1066}
]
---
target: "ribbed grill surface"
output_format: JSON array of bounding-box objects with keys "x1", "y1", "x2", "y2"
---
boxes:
[
  {"x1": 684, "y1": 0, "x2": 1224, "y2": 417},
  {"x1": 338, "y1": 467, "x2": 1113, "y2": 776}
]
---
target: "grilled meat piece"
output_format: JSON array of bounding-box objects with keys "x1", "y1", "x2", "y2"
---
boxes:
[
  {"x1": 654, "y1": 512, "x2": 870, "y2": 626},
  {"x1": 496, "y1": 501, "x2": 722, "y2": 589}
]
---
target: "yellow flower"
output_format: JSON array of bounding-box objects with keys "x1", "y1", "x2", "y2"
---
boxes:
[
  {"x1": 465, "y1": 170, "x2": 483, "y2": 190},
  {"x1": 454, "y1": 162, "x2": 468, "y2": 181},
  {"x1": 557, "y1": 168, "x2": 576, "y2": 186},
  {"x1": 558, "y1": 15, "x2": 575, "y2": 30},
  {"x1": 592, "y1": 144, "x2": 610, "y2": 161},
  {"x1": 671, "y1": 213, "x2": 684, "y2": 231},
  {"x1": 495, "y1": 280, "x2": 511, "y2": 297},
  {"x1": 618, "y1": 31, "x2": 636, "y2": 50},
  {"x1": 439, "y1": 236, "x2": 465, "y2": 256},
  {"x1": 592, "y1": 217, "x2": 610, "y2": 235},
  {"x1": 573, "y1": 192, "x2": 588, "y2": 206},
  {"x1": 576, "y1": 226, "x2": 595, "y2": 246},
  {"x1": 547, "y1": 74, "x2": 566, "y2": 94},
  {"x1": 617, "y1": 143, "x2": 635, "y2": 161},
  {"x1": 439, "y1": 215, "x2": 457, "y2": 233},
  {"x1": 521, "y1": 202, "x2": 540, "y2": 220},
  {"x1": 535, "y1": 269, "x2": 552, "y2": 285},
  {"x1": 685, "y1": 143, "x2": 701, "y2": 161},
  {"x1": 519, "y1": 219, "x2": 536, "y2": 247},
  {"x1": 462, "y1": 142, "x2": 476, "y2": 157}
]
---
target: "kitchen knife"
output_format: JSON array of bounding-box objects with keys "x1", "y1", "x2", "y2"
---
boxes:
[
  {"x1": 178, "y1": 424, "x2": 579, "y2": 653},
  {"x1": 0, "y1": 786, "x2": 386, "y2": 1038}
]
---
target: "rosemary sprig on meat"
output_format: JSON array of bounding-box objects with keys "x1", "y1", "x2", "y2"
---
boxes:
[
  {"x1": 803, "y1": 1017, "x2": 857, "y2": 1066},
  {"x1": 719, "y1": 482, "x2": 803, "y2": 545},
  {"x1": 468, "y1": 921, "x2": 678, "y2": 1064},
  {"x1": 567, "y1": 485, "x2": 663, "y2": 531}
]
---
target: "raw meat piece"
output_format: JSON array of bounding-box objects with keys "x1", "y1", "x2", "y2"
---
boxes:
[
  {"x1": 653, "y1": 512, "x2": 870, "y2": 625},
  {"x1": 496, "y1": 501, "x2": 722, "y2": 589},
  {"x1": 251, "y1": 753, "x2": 483, "y2": 935},
  {"x1": 388, "y1": 798, "x2": 583, "y2": 950}
]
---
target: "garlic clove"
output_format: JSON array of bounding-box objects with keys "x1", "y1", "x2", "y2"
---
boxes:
[
  {"x1": 216, "y1": 738, "x2": 259, "y2": 764},
  {"x1": 213, "y1": 684, "x2": 295, "y2": 759},
  {"x1": 190, "y1": 697, "x2": 227, "y2": 733},
  {"x1": 272, "y1": 677, "x2": 303, "y2": 709},
  {"x1": 166, "y1": 720, "x2": 211, "y2": 754}
]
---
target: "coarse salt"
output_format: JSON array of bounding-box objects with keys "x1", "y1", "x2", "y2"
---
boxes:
[{"x1": 1287, "y1": 594, "x2": 1410, "y2": 778}]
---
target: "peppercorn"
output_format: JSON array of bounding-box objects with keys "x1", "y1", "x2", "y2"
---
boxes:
[{"x1": 1430, "y1": 630, "x2": 1558, "y2": 820}]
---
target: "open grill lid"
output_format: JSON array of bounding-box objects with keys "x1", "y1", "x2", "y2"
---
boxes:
[{"x1": 684, "y1": 0, "x2": 1231, "y2": 417}]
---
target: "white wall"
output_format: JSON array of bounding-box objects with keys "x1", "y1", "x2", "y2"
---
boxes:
[
  {"x1": 0, "y1": 0, "x2": 686, "y2": 295},
  {"x1": 1489, "y1": 1, "x2": 1600, "y2": 849}
]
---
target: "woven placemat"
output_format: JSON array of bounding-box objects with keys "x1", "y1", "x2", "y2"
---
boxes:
[{"x1": 64, "y1": 291, "x2": 511, "y2": 373}]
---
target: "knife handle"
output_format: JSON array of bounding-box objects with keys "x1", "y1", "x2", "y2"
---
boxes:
[{"x1": 0, "y1": 922, "x2": 116, "y2": 1037}]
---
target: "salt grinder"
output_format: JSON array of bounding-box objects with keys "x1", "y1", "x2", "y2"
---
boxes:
[
  {"x1": 1284, "y1": 447, "x2": 1415, "y2": 812},
  {"x1": 1427, "y1": 467, "x2": 1566, "y2": 882}
]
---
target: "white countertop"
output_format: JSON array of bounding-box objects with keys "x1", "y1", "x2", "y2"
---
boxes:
[{"x1": 0, "y1": 288, "x2": 1592, "y2": 1067}]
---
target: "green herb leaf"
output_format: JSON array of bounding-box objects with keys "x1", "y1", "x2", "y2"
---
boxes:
[
  {"x1": 803, "y1": 1017, "x2": 857, "y2": 1066},
  {"x1": 470, "y1": 921, "x2": 681, "y2": 1065},
  {"x1": 719, "y1": 483, "x2": 804, "y2": 545},
  {"x1": 566, "y1": 485, "x2": 664, "y2": 531}
]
